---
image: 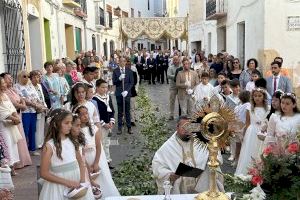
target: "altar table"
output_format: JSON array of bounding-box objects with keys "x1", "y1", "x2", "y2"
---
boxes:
[{"x1": 105, "y1": 194, "x2": 197, "y2": 200}]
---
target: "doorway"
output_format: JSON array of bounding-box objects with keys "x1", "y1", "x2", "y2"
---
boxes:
[
  {"x1": 237, "y1": 22, "x2": 245, "y2": 67},
  {"x1": 29, "y1": 15, "x2": 42, "y2": 69},
  {"x1": 65, "y1": 24, "x2": 75, "y2": 59}
]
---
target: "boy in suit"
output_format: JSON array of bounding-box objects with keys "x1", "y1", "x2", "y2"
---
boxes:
[{"x1": 112, "y1": 57, "x2": 134, "y2": 134}]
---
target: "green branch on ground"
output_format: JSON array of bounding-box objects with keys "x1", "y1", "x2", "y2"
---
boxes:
[{"x1": 113, "y1": 87, "x2": 170, "y2": 196}]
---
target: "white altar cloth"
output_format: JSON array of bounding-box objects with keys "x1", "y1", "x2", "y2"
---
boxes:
[
  {"x1": 105, "y1": 194, "x2": 197, "y2": 200},
  {"x1": 105, "y1": 193, "x2": 233, "y2": 200}
]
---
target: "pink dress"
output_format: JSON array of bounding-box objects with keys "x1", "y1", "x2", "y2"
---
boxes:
[{"x1": 5, "y1": 88, "x2": 32, "y2": 168}]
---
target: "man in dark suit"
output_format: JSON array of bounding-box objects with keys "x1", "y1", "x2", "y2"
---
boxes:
[
  {"x1": 147, "y1": 53, "x2": 157, "y2": 84},
  {"x1": 266, "y1": 61, "x2": 292, "y2": 96},
  {"x1": 113, "y1": 57, "x2": 134, "y2": 134},
  {"x1": 156, "y1": 51, "x2": 165, "y2": 84},
  {"x1": 134, "y1": 52, "x2": 145, "y2": 84}
]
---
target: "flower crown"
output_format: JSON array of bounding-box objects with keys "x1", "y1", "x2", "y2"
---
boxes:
[
  {"x1": 252, "y1": 87, "x2": 267, "y2": 94},
  {"x1": 281, "y1": 92, "x2": 297, "y2": 101},
  {"x1": 46, "y1": 109, "x2": 67, "y2": 124}
]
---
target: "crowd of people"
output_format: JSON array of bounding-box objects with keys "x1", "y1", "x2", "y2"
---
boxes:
[{"x1": 0, "y1": 46, "x2": 299, "y2": 199}]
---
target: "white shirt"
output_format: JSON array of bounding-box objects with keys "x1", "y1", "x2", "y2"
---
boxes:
[
  {"x1": 245, "y1": 81, "x2": 255, "y2": 92},
  {"x1": 194, "y1": 83, "x2": 215, "y2": 103}
]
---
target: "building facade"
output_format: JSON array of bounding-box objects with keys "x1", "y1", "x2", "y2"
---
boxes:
[
  {"x1": 0, "y1": 0, "x2": 161, "y2": 74},
  {"x1": 200, "y1": 0, "x2": 300, "y2": 74}
]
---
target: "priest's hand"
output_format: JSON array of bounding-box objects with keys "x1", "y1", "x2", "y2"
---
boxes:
[{"x1": 169, "y1": 173, "x2": 180, "y2": 183}]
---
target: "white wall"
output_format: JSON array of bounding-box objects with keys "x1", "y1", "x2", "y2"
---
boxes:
[
  {"x1": 225, "y1": 0, "x2": 265, "y2": 66},
  {"x1": 264, "y1": 0, "x2": 300, "y2": 69}
]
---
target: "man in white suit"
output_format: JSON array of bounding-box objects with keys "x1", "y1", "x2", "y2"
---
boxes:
[{"x1": 266, "y1": 61, "x2": 292, "y2": 96}]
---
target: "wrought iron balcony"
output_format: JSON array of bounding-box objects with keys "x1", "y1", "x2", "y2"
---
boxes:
[{"x1": 206, "y1": 0, "x2": 227, "y2": 20}]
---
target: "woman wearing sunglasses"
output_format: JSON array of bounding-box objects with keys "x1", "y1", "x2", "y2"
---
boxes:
[{"x1": 14, "y1": 70, "x2": 45, "y2": 156}]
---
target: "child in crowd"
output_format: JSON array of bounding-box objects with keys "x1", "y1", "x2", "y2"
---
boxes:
[
  {"x1": 214, "y1": 72, "x2": 226, "y2": 93},
  {"x1": 70, "y1": 113, "x2": 102, "y2": 199},
  {"x1": 266, "y1": 90, "x2": 284, "y2": 120},
  {"x1": 219, "y1": 79, "x2": 232, "y2": 102},
  {"x1": 245, "y1": 69, "x2": 260, "y2": 92},
  {"x1": 226, "y1": 79, "x2": 241, "y2": 162},
  {"x1": 226, "y1": 79, "x2": 241, "y2": 108},
  {"x1": 193, "y1": 72, "x2": 215, "y2": 104},
  {"x1": 39, "y1": 109, "x2": 93, "y2": 200},
  {"x1": 235, "y1": 88, "x2": 269, "y2": 175},
  {"x1": 85, "y1": 84, "x2": 94, "y2": 102},
  {"x1": 75, "y1": 106, "x2": 120, "y2": 198},
  {"x1": 232, "y1": 91, "x2": 251, "y2": 165},
  {"x1": 92, "y1": 79, "x2": 115, "y2": 169}
]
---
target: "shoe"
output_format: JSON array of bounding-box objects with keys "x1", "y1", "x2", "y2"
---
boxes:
[
  {"x1": 168, "y1": 116, "x2": 174, "y2": 121},
  {"x1": 131, "y1": 122, "x2": 136, "y2": 126},
  {"x1": 127, "y1": 128, "x2": 133, "y2": 134},
  {"x1": 108, "y1": 162, "x2": 115, "y2": 169},
  {"x1": 117, "y1": 129, "x2": 122, "y2": 135},
  {"x1": 228, "y1": 155, "x2": 235, "y2": 161},
  {"x1": 31, "y1": 151, "x2": 40, "y2": 156}
]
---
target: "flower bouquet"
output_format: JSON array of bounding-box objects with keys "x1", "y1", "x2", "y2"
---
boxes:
[{"x1": 225, "y1": 134, "x2": 300, "y2": 200}]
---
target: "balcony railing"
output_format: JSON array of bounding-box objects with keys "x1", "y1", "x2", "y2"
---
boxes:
[{"x1": 206, "y1": 0, "x2": 227, "y2": 20}]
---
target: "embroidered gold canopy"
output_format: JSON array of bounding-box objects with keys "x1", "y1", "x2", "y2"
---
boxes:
[{"x1": 120, "y1": 17, "x2": 188, "y2": 41}]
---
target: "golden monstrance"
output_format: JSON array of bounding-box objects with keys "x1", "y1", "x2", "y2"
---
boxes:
[{"x1": 183, "y1": 95, "x2": 243, "y2": 200}]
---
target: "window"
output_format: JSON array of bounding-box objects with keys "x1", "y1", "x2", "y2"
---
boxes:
[
  {"x1": 103, "y1": 41, "x2": 107, "y2": 57},
  {"x1": 75, "y1": 27, "x2": 82, "y2": 53},
  {"x1": 138, "y1": 11, "x2": 141, "y2": 17},
  {"x1": 92, "y1": 34, "x2": 96, "y2": 51},
  {"x1": 110, "y1": 40, "x2": 115, "y2": 55},
  {"x1": 131, "y1": 8, "x2": 134, "y2": 17},
  {"x1": 122, "y1": 11, "x2": 128, "y2": 18},
  {"x1": 108, "y1": 12, "x2": 112, "y2": 28},
  {"x1": 148, "y1": 0, "x2": 150, "y2": 10},
  {"x1": 99, "y1": 7, "x2": 105, "y2": 26}
]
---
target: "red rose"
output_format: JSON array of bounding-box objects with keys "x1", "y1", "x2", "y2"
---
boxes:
[
  {"x1": 251, "y1": 175, "x2": 263, "y2": 186},
  {"x1": 263, "y1": 145, "x2": 273, "y2": 156},
  {"x1": 287, "y1": 142, "x2": 299, "y2": 154}
]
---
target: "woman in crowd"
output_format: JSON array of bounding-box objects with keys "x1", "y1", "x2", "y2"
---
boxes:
[
  {"x1": 239, "y1": 58, "x2": 260, "y2": 89},
  {"x1": 29, "y1": 70, "x2": 48, "y2": 149},
  {"x1": 229, "y1": 58, "x2": 242, "y2": 80},
  {"x1": 42, "y1": 61, "x2": 63, "y2": 109},
  {"x1": 53, "y1": 65, "x2": 70, "y2": 105},
  {"x1": 209, "y1": 68, "x2": 217, "y2": 86},
  {"x1": 75, "y1": 57, "x2": 85, "y2": 73},
  {"x1": 0, "y1": 73, "x2": 32, "y2": 169},
  {"x1": 15, "y1": 70, "x2": 44, "y2": 156},
  {"x1": 0, "y1": 77, "x2": 22, "y2": 174}
]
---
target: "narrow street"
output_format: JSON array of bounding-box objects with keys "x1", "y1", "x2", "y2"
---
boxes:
[{"x1": 13, "y1": 83, "x2": 234, "y2": 200}]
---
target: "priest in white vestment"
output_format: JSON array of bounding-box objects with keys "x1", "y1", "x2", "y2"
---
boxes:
[{"x1": 152, "y1": 116, "x2": 224, "y2": 194}]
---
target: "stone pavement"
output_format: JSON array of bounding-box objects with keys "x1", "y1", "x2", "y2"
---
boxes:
[{"x1": 12, "y1": 83, "x2": 234, "y2": 200}]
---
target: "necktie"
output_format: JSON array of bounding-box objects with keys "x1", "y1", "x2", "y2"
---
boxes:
[
  {"x1": 121, "y1": 68, "x2": 125, "y2": 74},
  {"x1": 273, "y1": 76, "x2": 277, "y2": 94}
]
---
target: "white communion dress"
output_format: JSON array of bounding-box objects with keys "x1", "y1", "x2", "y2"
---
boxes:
[
  {"x1": 265, "y1": 113, "x2": 300, "y2": 144},
  {"x1": 81, "y1": 126, "x2": 120, "y2": 198},
  {"x1": 39, "y1": 138, "x2": 94, "y2": 200},
  {"x1": 235, "y1": 107, "x2": 269, "y2": 176}
]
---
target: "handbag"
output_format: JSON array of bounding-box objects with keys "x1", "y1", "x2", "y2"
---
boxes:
[{"x1": 0, "y1": 166, "x2": 14, "y2": 189}]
